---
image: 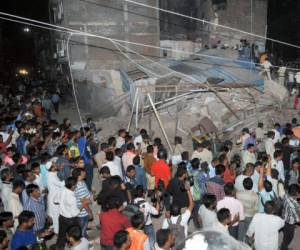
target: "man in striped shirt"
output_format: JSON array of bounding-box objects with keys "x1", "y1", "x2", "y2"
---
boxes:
[
  {"x1": 23, "y1": 184, "x2": 46, "y2": 233},
  {"x1": 72, "y1": 168, "x2": 92, "y2": 238}
]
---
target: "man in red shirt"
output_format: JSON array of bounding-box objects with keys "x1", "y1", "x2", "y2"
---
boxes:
[
  {"x1": 151, "y1": 149, "x2": 171, "y2": 189},
  {"x1": 100, "y1": 196, "x2": 131, "y2": 250}
]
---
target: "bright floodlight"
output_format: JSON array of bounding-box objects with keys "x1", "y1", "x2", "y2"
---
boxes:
[{"x1": 23, "y1": 27, "x2": 30, "y2": 32}]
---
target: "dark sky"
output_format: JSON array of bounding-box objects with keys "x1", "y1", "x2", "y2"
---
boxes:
[{"x1": 0, "y1": 0, "x2": 49, "y2": 69}]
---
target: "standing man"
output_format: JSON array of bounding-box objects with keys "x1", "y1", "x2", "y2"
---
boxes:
[
  {"x1": 78, "y1": 127, "x2": 93, "y2": 190},
  {"x1": 281, "y1": 184, "x2": 300, "y2": 250},
  {"x1": 151, "y1": 149, "x2": 171, "y2": 190},
  {"x1": 217, "y1": 183, "x2": 244, "y2": 239},
  {"x1": 51, "y1": 92, "x2": 60, "y2": 114}
]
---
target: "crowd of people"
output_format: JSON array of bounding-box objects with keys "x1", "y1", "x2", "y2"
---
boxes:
[{"x1": 0, "y1": 82, "x2": 300, "y2": 250}]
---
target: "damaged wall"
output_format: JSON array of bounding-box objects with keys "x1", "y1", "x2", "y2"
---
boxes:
[{"x1": 49, "y1": 0, "x2": 160, "y2": 116}]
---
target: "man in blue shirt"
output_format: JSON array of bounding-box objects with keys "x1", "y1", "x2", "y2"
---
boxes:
[
  {"x1": 11, "y1": 211, "x2": 37, "y2": 250},
  {"x1": 23, "y1": 184, "x2": 46, "y2": 233},
  {"x1": 133, "y1": 156, "x2": 147, "y2": 190},
  {"x1": 78, "y1": 127, "x2": 93, "y2": 190}
]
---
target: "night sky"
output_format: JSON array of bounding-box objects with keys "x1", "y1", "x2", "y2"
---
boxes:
[{"x1": 0, "y1": 0, "x2": 49, "y2": 70}]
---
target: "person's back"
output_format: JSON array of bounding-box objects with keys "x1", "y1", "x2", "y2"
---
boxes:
[
  {"x1": 100, "y1": 196, "x2": 131, "y2": 248},
  {"x1": 151, "y1": 149, "x2": 171, "y2": 189},
  {"x1": 198, "y1": 194, "x2": 218, "y2": 229},
  {"x1": 206, "y1": 165, "x2": 225, "y2": 201},
  {"x1": 247, "y1": 201, "x2": 284, "y2": 250},
  {"x1": 127, "y1": 214, "x2": 149, "y2": 250}
]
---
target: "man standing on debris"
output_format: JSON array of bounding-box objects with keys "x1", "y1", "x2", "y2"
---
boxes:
[{"x1": 260, "y1": 55, "x2": 273, "y2": 80}]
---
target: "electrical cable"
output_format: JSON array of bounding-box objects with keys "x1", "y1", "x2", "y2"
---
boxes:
[
  {"x1": 125, "y1": 0, "x2": 300, "y2": 50},
  {"x1": 0, "y1": 11, "x2": 299, "y2": 71}
]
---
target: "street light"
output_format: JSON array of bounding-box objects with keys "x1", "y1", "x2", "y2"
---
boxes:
[
  {"x1": 19, "y1": 69, "x2": 29, "y2": 76},
  {"x1": 23, "y1": 27, "x2": 30, "y2": 32}
]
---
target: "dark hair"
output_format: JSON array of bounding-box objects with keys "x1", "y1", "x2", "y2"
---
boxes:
[
  {"x1": 126, "y1": 143, "x2": 135, "y2": 151},
  {"x1": 126, "y1": 165, "x2": 135, "y2": 173},
  {"x1": 292, "y1": 158, "x2": 300, "y2": 166},
  {"x1": 56, "y1": 145, "x2": 67, "y2": 155},
  {"x1": 0, "y1": 230, "x2": 7, "y2": 245},
  {"x1": 175, "y1": 164, "x2": 187, "y2": 177},
  {"x1": 30, "y1": 162, "x2": 40, "y2": 171},
  {"x1": 175, "y1": 136, "x2": 182, "y2": 145},
  {"x1": 243, "y1": 177, "x2": 253, "y2": 190},
  {"x1": 264, "y1": 200, "x2": 275, "y2": 214},
  {"x1": 1, "y1": 169, "x2": 11, "y2": 182},
  {"x1": 191, "y1": 158, "x2": 200, "y2": 170},
  {"x1": 215, "y1": 164, "x2": 225, "y2": 175},
  {"x1": 202, "y1": 194, "x2": 217, "y2": 209},
  {"x1": 288, "y1": 184, "x2": 300, "y2": 196},
  {"x1": 100, "y1": 143, "x2": 109, "y2": 151},
  {"x1": 65, "y1": 177, "x2": 77, "y2": 190},
  {"x1": 133, "y1": 156, "x2": 140, "y2": 165},
  {"x1": 271, "y1": 169, "x2": 279, "y2": 179},
  {"x1": 108, "y1": 137, "x2": 116, "y2": 147},
  {"x1": 242, "y1": 128, "x2": 249, "y2": 134},
  {"x1": 114, "y1": 230, "x2": 129, "y2": 249},
  {"x1": 106, "y1": 151, "x2": 114, "y2": 161},
  {"x1": 157, "y1": 149, "x2": 167, "y2": 160},
  {"x1": 12, "y1": 180, "x2": 25, "y2": 191},
  {"x1": 170, "y1": 204, "x2": 180, "y2": 217},
  {"x1": 131, "y1": 213, "x2": 145, "y2": 228},
  {"x1": 247, "y1": 143, "x2": 254, "y2": 150},
  {"x1": 258, "y1": 122, "x2": 264, "y2": 128},
  {"x1": 118, "y1": 129, "x2": 126, "y2": 136},
  {"x1": 140, "y1": 129, "x2": 147, "y2": 135},
  {"x1": 72, "y1": 168, "x2": 86, "y2": 180},
  {"x1": 267, "y1": 131, "x2": 275, "y2": 138},
  {"x1": 146, "y1": 145, "x2": 154, "y2": 154},
  {"x1": 18, "y1": 211, "x2": 35, "y2": 225},
  {"x1": 0, "y1": 212, "x2": 13, "y2": 226},
  {"x1": 135, "y1": 185, "x2": 144, "y2": 198},
  {"x1": 264, "y1": 180, "x2": 273, "y2": 192},
  {"x1": 217, "y1": 208, "x2": 230, "y2": 223},
  {"x1": 66, "y1": 225, "x2": 81, "y2": 241},
  {"x1": 224, "y1": 182, "x2": 234, "y2": 196},
  {"x1": 106, "y1": 195, "x2": 123, "y2": 210},
  {"x1": 273, "y1": 150, "x2": 283, "y2": 159},
  {"x1": 153, "y1": 138, "x2": 161, "y2": 146},
  {"x1": 156, "y1": 229, "x2": 171, "y2": 248},
  {"x1": 181, "y1": 151, "x2": 189, "y2": 161},
  {"x1": 26, "y1": 183, "x2": 39, "y2": 196},
  {"x1": 99, "y1": 166, "x2": 110, "y2": 175}
]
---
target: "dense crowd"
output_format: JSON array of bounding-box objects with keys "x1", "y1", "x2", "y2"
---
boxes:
[{"x1": 0, "y1": 81, "x2": 300, "y2": 250}]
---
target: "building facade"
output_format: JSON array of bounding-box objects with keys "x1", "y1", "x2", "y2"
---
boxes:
[{"x1": 49, "y1": 0, "x2": 160, "y2": 117}]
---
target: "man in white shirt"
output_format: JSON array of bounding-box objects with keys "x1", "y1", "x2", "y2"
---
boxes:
[
  {"x1": 134, "y1": 129, "x2": 147, "y2": 148},
  {"x1": 278, "y1": 65, "x2": 287, "y2": 86},
  {"x1": 134, "y1": 186, "x2": 159, "y2": 249},
  {"x1": 103, "y1": 151, "x2": 123, "y2": 178},
  {"x1": 191, "y1": 143, "x2": 212, "y2": 164},
  {"x1": 234, "y1": 163, "x2": 256, "y2": 192},
  {"x1": 265, "y1": 131, "x2": 275, "y2": 158},
  {"x1": 210, "y1": 208, "x2": 231, "y2": 235},
  {"x1": 0, "y1": 169, "x2": 12, "y2": 212},
  {"x1": 116, "y1": 129, "x2": 126, "y2": 148},
  {"x1": 7, "y1": 180, "x2": 24, "y2": 229},
  {"x1": 66, "y1": 225, "x2": 89, "y2": 250},
  {"x1": 261, "y1": 59, "x2": 272, "y2": 80},
  {"x1": 237, "y1": 128, "x2": 250, "y2": 151},
  {"x1": 57, "y1": 177, "x2": 89, "y2": 250},
  {"x1": 217, "y1": 183, "x2": 245, "y2": 239},
  {"x1": 271, "y1": 150, "x2": 285, "y2": 182},
  {"x1": 247, "y1": 200, "x2": 284, "y2": 250},
  {"x1": 198, "y1": 194, "x2": 218, "y2": 229},
  {"x1": 241, "y1": 144, "x2": 256, "y2": 170}
]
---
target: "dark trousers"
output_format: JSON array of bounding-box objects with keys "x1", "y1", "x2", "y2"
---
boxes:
[
  {"x1": 281, "y1": 223, "x2": 296, "y2": 250},
  {"x1": 191, "y1": 200, "x2": 201, "y2": 229},
  {"x1": 85, "y1": 163, "x2": 94, "y2": 191},
  {"x1": 56, "y1": 215, "x2": 79, "y2": 250},
  {"x1": 53, "y1": 102, "x2": 59, "y2": 113},
  {"x1": 229, "y1": 225, "x2": 239, "y2": 240}
]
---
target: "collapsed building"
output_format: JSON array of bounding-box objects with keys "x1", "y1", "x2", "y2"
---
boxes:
[{"x1": 48, "y1": 0, "x2": 293, "y2": 153}]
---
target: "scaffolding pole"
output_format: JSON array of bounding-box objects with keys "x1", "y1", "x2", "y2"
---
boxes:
[
  {"x1": 147, "y1": 93, "x2": 173, "y2": 153},
  {"x1": 127, "y1": 87, "x2": 139, "y2": 132}
]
